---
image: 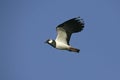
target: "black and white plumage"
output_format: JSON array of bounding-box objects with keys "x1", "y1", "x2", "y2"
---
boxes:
[{"x1": 45, "y1": 17, "x2": 84, "y2": 53}]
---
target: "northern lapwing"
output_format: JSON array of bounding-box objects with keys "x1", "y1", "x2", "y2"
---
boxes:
[{"x1": 45, "y1": 17, "x2": 84, "y2": 53}]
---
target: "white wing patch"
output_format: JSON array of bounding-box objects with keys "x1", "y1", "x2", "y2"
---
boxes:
[{"x1": 55, "y1": 27, "x2": 68, "y2": 44}]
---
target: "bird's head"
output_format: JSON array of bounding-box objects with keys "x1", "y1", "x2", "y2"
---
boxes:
[
  {"x1": 45, "y1": 39, "x2": 56, "y2": 48},
  {"x1": 45, "y1": 39, "x2": 54, "y2": 44}
]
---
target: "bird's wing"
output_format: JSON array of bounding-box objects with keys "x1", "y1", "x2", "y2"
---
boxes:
[
  {"x1": 55, "y1": 27, "x2": 71, "y2": 45},
  {"x1": 55, "y1": 17, "x2": 84, "y2": 45}
]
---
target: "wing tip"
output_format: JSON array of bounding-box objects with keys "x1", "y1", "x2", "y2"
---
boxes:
[{"x1": 56, "y1": 16, "x2": 85, "y2": 33}]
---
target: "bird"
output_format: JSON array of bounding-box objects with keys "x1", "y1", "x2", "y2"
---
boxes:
[{"x1": 45, "y1": 17, "x2": 84, "y2": 53}]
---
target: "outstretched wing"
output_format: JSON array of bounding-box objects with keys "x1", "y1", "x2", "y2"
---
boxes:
[{"x1": 55, "y1": 17, "x2": 84, "y2": 45}]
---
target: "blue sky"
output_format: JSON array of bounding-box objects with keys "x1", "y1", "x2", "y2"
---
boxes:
[{"x1": 0, "y1": 0, "x2": 120, "y2": 80}]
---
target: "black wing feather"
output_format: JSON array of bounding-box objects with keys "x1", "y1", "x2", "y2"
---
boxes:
[{"x1": 57, "y1": 17, "x2": 84, "y2": 33}]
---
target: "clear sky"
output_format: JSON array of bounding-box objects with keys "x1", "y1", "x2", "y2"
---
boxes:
[{"x1": 0, "y1": 0, "x2": 120, "y2": 80}]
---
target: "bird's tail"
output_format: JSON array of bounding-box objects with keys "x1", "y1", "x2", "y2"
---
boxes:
[{"x1": 68, "y1": 47, "x2": 80, "y2": 53}]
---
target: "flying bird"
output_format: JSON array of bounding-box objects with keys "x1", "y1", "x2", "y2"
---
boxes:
[{"x1": 45, "y1": 17, "x2": 84, "y2": 53}]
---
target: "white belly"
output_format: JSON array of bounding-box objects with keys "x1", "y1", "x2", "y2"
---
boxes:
[{"x1": 56, "y1": 42, "x2": 70, "y2": 50}]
